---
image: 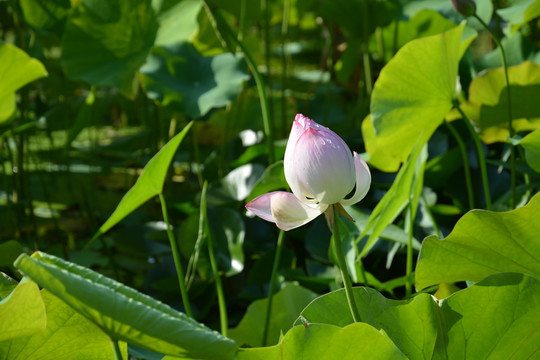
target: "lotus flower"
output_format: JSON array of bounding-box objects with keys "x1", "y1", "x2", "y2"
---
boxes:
[{"x1": 246, "y1": 114, "x2": 371, "y2": 231}]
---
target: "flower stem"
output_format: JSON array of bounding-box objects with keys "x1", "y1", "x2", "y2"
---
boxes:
[
  {"x1": 109, "y1": 338, "x2": 122, "y2": 360},
  {"x1": 473, "y1": 13, "x2": 516, "y2": 208},
  {"x1": 202, "y1": 182, "x2": 228, "y2": 336},
  {"x1": 159, "y1": 193, "x2": 194, "y2": 318},
  {"x1": 332, "y1": 205, "x2": 361, "y2": 323},
  {"x1": 405, "y1": 203, "x2": 414, "y2": 298},
  {"x1": 445, "y1": 121, "x2": 475, "y2": 209},
  {"x1": 455, "y1": 104, "x2": 492, "y2": 210},
  {"x1": 262, "y1": 230, "x2": 285, "y2": 346}
]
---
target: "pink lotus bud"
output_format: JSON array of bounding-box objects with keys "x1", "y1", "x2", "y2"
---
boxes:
[
  {"x1": 246, "y1": 114, "x2": 371, "y2": 231},
  {"x1": 450, "y1": 0, "x2": 476, "y2": 17}
]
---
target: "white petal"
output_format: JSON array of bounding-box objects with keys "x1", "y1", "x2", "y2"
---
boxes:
[
  {"x1": 284, "y1": 115, "x2": 313, "y2": 204},
  {"x1": 340, "y1": 152, "x2": 371, "y2": 206},
  {"x1": 270, "y1": 192, "x2": 327, "y2": 231}
]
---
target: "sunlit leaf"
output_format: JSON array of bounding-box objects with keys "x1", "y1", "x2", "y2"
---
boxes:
[
  {"x1": 14, "y1": 252, "x2": 238, "y2": 359},
  {"x1": 94, "y1": 121, "x2": 192, "y2": 237},
  {"x1": 60, "y1": 0, "x2": 158, "y2": 93},
  {"x1": 0, "y1": 273, "x2": 18, "y2": 299},
  {"x1": 459, "y1": 61, "x2": 540, "y2": 143},
  {"x1": 0, "y1": 278, "x2": 46, "y2": 341},
  {"x1": 0, "y1": 289, "x2": 125, "y2": 360},
  {"x1": 416, "y1": 192, "x2": 540, "y2": 290},
  {"x1": 0, "y1": 42, "x2": 47, "y2": 123},
  {"x1": 236, "y1": 322, "x2": 407, "y2": 360},
  {"x1": 519, "y1": 127, "x2": 540, "y2": 172},
  {"x1": 141, "y1": 42, "x2": 250, "y2": 118},
  {"x1": 367, "y1": 24, "x2": 473, "y2": 172},
  {"x1": 228, "y1": 283, "x2": 317, "y2": 347},
  {"x1": 298, "y1": 273, "x2": 540, "y2": 359}
]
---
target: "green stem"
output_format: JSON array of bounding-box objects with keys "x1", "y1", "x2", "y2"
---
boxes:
[
  {"x1": 262, "y1": 230, "x2": 285, "y2": 346},
  {"x1": 421, "y1": 192, "x2": 443, "y2": 238},
  {"x1": 445, "y1": 121, "x2": 475, "y2": 209},
  {"x1": 159, "y1": 193, "x2": 194, "y2": 318},
  {"x1": 455, "y1": 104, "x2": 492, "y2": 210},
  {"x1": 191, "y1": 125, "x2": 204, "y2": 188},
  {"x1": 280, "y1": 0, "x2": 291, "y2": 138},
  {"x1": 202, "y1": 2, "x2": 275, "y2": 164},
  {"x1": 201, "y1": 182, "x2": 228, "y2": 336},
  {"x1": 360, "y1": 0, "x2": 373, "y2": 96},
  {"x1": 332, "y1": 205, "x2": 361, "y2": 322},
  {"x1": 109, "y1": 338, "x2": 122, "y2": 360},
  {"x1": 405, "y1": 203, "x2": 414, "y2": 298},
  {"x1": 474, "y1": 13, "x2": 515, "y2": 208}
]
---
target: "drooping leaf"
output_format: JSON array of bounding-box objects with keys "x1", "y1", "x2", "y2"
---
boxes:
[
  {"x1": 93, "y1": 121, "x2": 192, "y2": 238},
  {"x1": 459, "y1": 61, "x2": 540, "y2": 143},
  {"x1": 60, "y1": 0, "x2": 158, "y2": 93},
  {"x1": 415, "y1": 192, "x2": 540, "y2": 290},
  {"x1": 298, "y1": 273, "x2": 540, "y2": 359},
  {"x1": 236, "y1": 322, "x2": 407, "y2": 360},
  {"x1": 0, "y1": 278, "x2": 46, "y2": 341},
  {"x1": 0, "y1": 289, "x2": 125, "y2": 360},
  {"x1": 0, "y1": 42, "x2": 48, "y2": 123},
  {"x1": 519, "y1": 127, "x2": 540, "y2": 172},
  {"x1": 14, "y1": 252, "x2": 237, "y2": 359},
  {"x1": 366, "y1": 24, "x2": 474, "y2": 172},
  {"x1": 141, "y1": 42, "x2": 250, "y2": 118},
  {"x1": 228, "y1": 283, "x2": 317, "y2": 347}
]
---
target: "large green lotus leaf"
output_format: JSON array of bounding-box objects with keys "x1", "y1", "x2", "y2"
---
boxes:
[
  {"x1": 20, "y1": 0, "x2": 71, "y2": 35},
  {"x1": 297, "y1": 288, "x2": 438, "y2": 360},
  {"x1": 236, "y1": 323, "x2": 406, "y2": 360},
  {"x1": 0, "y1": 278, "x2": 46, "y2": 341},
  {"x1": 0, "y1": 289, "x2": 126, "y2": 360},
  {"x1": 416, "y1": 192, "x2": 540, "y2": 290},
  {"x1": 367, "y1": 24, "x2": 473, "y2": 172},
  {"x1": 14, "y1": 252, "x2": 237, "y2": 359},
  {"x1": 153, "y1": 0, "x2": 202, "y2": 46},
  {"x1": 298, "y1": 273, "x2": 540, "y2": 359},
  {"x1": 228, "y1": 283, "x2": 317, "y2": 347},
  {"x1": 141, "y1": 42, "x2": 250, "y2": 118},
  {"x1": 94, "y1": 121, "x2": 192, "y2": 238},
  {"x1": 434, "y1": 273, "x2": 540, "y2": 359},
  {"x1": 519, "y1": 127, "x2": 540, "y2": 172},
  {"x1": 60, "y1": 0, "x2": 158, "y2": 93},
  {"x1": 0, "y1": 42, "x2": 47, "y2": 123},
  {"x1": 459, "y1": 61, "x2": 540, "y2": 143}
]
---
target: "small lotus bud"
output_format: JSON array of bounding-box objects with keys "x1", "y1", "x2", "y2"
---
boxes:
[{"x1": 450, "y1": 0, "x2": 476, "y2": 17}]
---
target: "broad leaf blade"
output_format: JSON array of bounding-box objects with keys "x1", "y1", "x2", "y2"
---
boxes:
[
  {"x1": 236, "y1": 323, "x2": 407, "y2": 360},
  {"x1": 0, "y1": 42, "x2": 47, "y2": 123},
  {"x1": 60, "y1": 0, "x2": 158, "y2": 93},
  {"x1": 0, "y1": 290, "x2": 125, "y2": 360},
  {"x1": 0, "y1": 278, "x2": 46, "y2": 341},
  {"x1": 14, "y1": 252, "x2": 237, "y2": 359},
  {"x1": 96, "y1": 121, "x2": 192, "y2": 236},
  {"x1": 416, "y1": 192, "x2": 540, "y2": 290},
  {"x1": 367, "y1": 24, "x2": 472, "y2": 171},
  {"x1": 228, "y1": 283, "x2": 317, "y2": 347}
]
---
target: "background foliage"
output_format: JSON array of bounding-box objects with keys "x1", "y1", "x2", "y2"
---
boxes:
[{"x1": 1, "y1": 0, "x2": 540, "y2": 359}]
